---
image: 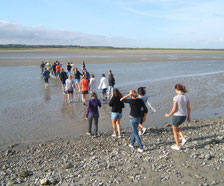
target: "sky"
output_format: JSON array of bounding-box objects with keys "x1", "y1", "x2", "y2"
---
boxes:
[{"x1": 0, "y1": 0, "x2": 224, "y2": 48}]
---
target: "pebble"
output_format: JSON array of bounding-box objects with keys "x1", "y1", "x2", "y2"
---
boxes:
[{"x1": 0, "y1": 117, "x2": 224, "y2": 185}]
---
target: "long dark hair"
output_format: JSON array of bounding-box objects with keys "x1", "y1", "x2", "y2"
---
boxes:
[
  {"x1": 175, "y1": 84, "x2": 188, "y2": 93},
  {"x1": 113, "y1": 88, "x2": 123, "y2": 98}
]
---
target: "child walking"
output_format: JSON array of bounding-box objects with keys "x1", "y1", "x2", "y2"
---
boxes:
[
  {"x1": 137, "y1": 87, "x2": 156, "y2": 135},
  {"x1": 165, "y1": 84, "x2": 191, "y2": 151}
]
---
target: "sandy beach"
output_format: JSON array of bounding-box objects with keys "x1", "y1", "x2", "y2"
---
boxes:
[{"x1": 0, "y1": 48, "x2": 224, "y2": 67}]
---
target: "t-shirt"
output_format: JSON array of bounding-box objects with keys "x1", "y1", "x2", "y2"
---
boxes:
[
  {"x1": 56, "y1": 65, "x2": 60, "y2": 72},
  {"x1": 80, "y1": 78, "x2": 89, "y2": 91},
  {"x1": 122, "y1": 98, "x2": 148, "y2": 118},
  {"x1": 173, "y1": 94, "x2": 189, "y2": 116},
  {"x1": 65, "y1": 79, "x2": 75, "y2": 91}
]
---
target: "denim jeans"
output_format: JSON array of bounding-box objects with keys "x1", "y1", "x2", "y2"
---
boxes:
[
  {"x1": 129, "y1": 117, "x2": 143, "y2": 149},
  {"x1": 88, "y1": 113, "x2": 99, "y2": 136}
]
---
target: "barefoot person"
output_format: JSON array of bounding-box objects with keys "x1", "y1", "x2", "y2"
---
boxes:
[
  {"x1": 85, "y1": 92, "x2": 101, "y2": 137},
  {"x1": 109, "y1": 88, "x2": 124, "y2": 138},
  {"x1": 59, "y1": 68, "x2": 68, "y2": 94},
  {"x1": 108, "y1": 70, "x2": 115, "y2": 99},
  {"x1": 65, "y1": 75, "x2": 75, "y2": 103},
  {"x1": 165, "y1": 84, "x2": 191, "y2": 151},
  {"x1": 42, "y1": 67, "x2": 50, "y2": 88},
  {"x1": 73, "y1": 67, "x2": 82, "y2": 91},
  {"x1": 137, "y1": 87, "x2": 156, "y2": 135},
  {"x1": 121, "y1": 90, "x2": 148, "y2": 153},
  {"x1": 89, "y1": 74, "x2": 97, "y2": 93},
  {"x1": 80, "y1": 75, "x2": 89, "y2": 105}
]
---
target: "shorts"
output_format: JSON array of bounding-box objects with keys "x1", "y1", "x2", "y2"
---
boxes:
[
  {"x1": 61, "y1": 80, "x2": 66, "y2": 85},
  {"x1": 82, "y1": 90, "x2": 88, "y2": 94},
  {"x1": 76, "y1": 79, "x2": 80, "y2": 83},
  {"x1": 102, "y1": 88, "x2": 107, "y2": 94},
  {"x1": 139, "y1": 110, "x2": 145, "y2": 124},
  {"x1": 172, "y1": 115, "x2": 186, "y2": 127},
  {"x1": 111, "y1": 112, "x2": 122, "y2": 120},
  {"x1": 67, "y1": 90, "x2": 73, "y2": 94},
  {"x1": 44, "y1": 78, "x2": 49, "y2": 83}
]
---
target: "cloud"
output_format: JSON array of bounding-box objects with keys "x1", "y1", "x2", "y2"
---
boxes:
[{"x1": 0, "y1": 21, "x2": 136, "y2": 47}]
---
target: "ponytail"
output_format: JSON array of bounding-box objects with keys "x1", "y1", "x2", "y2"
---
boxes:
[{"x1": 175, "y1": 84, "x2": 188, "y2": 93}]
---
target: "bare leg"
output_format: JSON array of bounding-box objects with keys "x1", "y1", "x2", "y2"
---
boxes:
[
  {"x1": 67, "y1": 93, "x2": 70, "y2": 102},
  {"x1": 116, "y1": 119, "x2": 121, "y2": 135},
  {"x1": 112, "y1": 120, "x2": 117, "y2": 135},
  {"x1": 62, "y1": 84, "x2": 65, "y2": 92},
  {"x1": 177, "y1": 127, "x2": 185, "y2": 140},
  {"x1": 172, "y1": 126, "x2": 180, "y2": 147}
]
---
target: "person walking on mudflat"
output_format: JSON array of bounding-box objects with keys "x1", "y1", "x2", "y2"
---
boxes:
[
  {"x1": 85, "y1": 92, "x2": 101, "y2": 137},
  {"x1": 80, "y1": 75, "x2": 89, "y2": 105},
  {"x1": 42, "y1": 67, "x2": 50, "y2": 88},
  {"x1": 121, "y1": 90, "x2": 148, "y2": 153},
  {"x1": 137, "y1": 87, "x2": 156, "y2": 135},
  {"x1": 165, "y1": 84, "x2": 191, "y2": 151},
  {"x1": 109, "y1": 88, "x2": 124, "y2": 138}
]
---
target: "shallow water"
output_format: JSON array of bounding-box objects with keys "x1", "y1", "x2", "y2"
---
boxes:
[{"x1": 1, "y1": 60, "x2": 224, "y2": 146}]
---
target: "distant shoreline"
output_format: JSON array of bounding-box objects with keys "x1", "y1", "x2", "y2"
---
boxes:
[{"x1": 0, "y1": 48, "x2": 224, "y2": 67}]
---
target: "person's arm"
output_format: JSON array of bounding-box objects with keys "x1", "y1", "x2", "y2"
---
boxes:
[
  {"x1": 165, "y1": 101, "x2": 177, "y2": 117},
  {"x1": 187, "y1": 101, "x2": 191, "y2": 122},
  {"x1": 85, "y1": 101, "x2": 90, "y2": 120},
  {"x1": 147, "y1": 100, "x2": 156, "y2": 113},
  {"x1": 120, "y1": 91, "x2": 132, "y2": 102}
]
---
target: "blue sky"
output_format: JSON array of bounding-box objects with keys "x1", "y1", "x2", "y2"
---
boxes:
[{"x1": 0, "y1": 0, "x2": 224, "y2": 48}]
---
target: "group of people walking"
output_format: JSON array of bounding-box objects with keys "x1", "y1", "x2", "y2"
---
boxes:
[
  {"x1": 85, "y1": 83, "x2": 190, "y2": 153},
  {"x1": 40, "y1": 61, "x2": 191, "y2": 152}
]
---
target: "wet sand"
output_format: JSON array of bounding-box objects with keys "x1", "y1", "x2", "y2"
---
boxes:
[{"x1": 0, "y1": 48, "x2": 224, "y2": 67}]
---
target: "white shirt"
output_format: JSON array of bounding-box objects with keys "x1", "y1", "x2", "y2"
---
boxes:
[
  {"x1": 89, "y1": 78, "x2": 97, "y2": 92},
  {"x1": 98, "y1": 77, "x2": 108, "y2": 89},
  {"x1": 173, "y1": 94, "x2": 189, "y2": 116},
  {"x1": 138, "y1": 95, "x2": 156, "y2": 112}
]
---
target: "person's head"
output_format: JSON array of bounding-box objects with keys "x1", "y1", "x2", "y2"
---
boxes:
[
  {"x1": 91, "y1": 92, "x2": 98, "y2": 99},
  {"x1": 68, "y1": 62, "x2": 70, "y2": 65},
  {"x1": 175, "y1": 84, "x2": 187, "y2": 94},
  {"x1": 61, "y1": 68, "x2": 64, "y2": 72},
  {"x1": 91, "y1": 74, "x2": 95, "y2": 78},
  {"x1": 82, "y1": 75, "x2": 86, "y2": 79},
  {"x1": 137, "y1": 87, "x2": 146, "y2": 96},
  {"x1": 113, "y1": 88, "x2": 123, "y2": 98},
  {"x1": 130, "y1": 90, "x2": 138, "y2": 99},
  {"x1": 68, "y1": 75, "x2": 72, "y2": 79},
  {"x1": 102, "y1": 74, "x2": 105, "y2": 77}
]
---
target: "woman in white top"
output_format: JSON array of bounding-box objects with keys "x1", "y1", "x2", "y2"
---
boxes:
[
  {"x1": 89, "y1": 74, "x2": 97, "y2": 93},
  {"x1": 137, "y1": 87, "x2": 156, "y2": 135},
  {"x1": 165, "y1": 84, "x2": 191, "y2": 151},
  {"x1": 98, "y1": 74, "x2": 108, "y2": 100},
  {"x1": 65, "y1": 75, "x2": 75, "y2": 103}
]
